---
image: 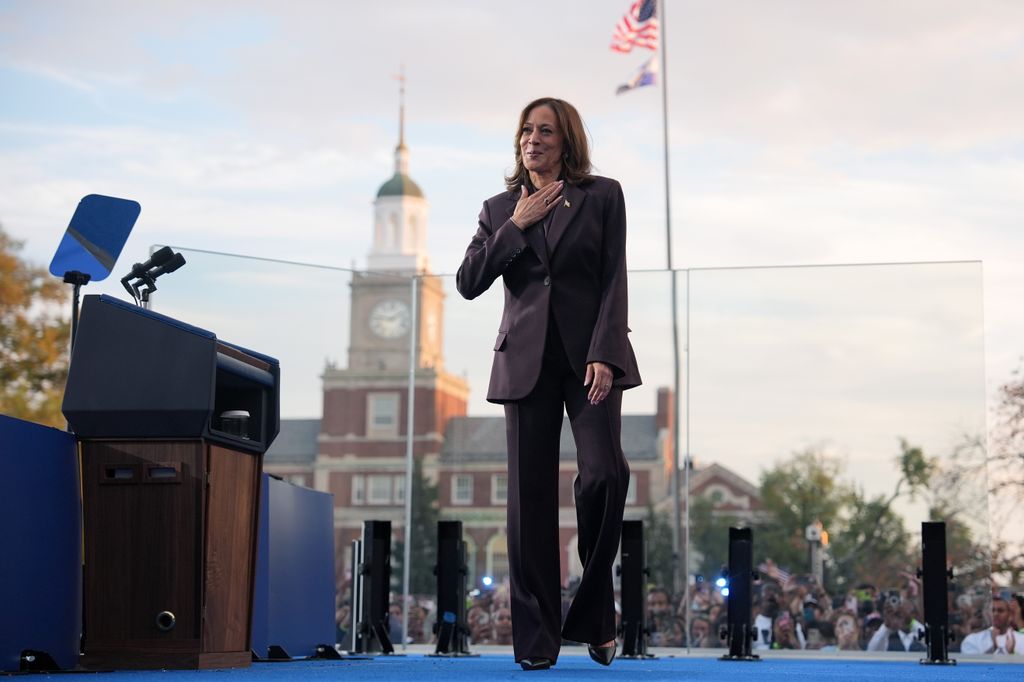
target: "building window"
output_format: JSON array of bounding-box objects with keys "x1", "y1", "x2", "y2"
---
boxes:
[
  {"x1": 452, "y1": 474, "x2": 473, "y2": 505},
  {"x1": 389, "y1": 214, "x2": 400, "y2": 251},
  {"x1": 368, "y1": 474, "x2": 392, "y2": 504},
  {"x1": 625, "y1": 473, "x2": 638, "y2": 505},
  {"x1": 462, "y1": 535, "x2": 478, "y2": 587},
  {"x1": 394, "y1": 475, "x2": 406, "y2": 504},
  {"x1": 486, "y1": 533, "x2": 510, "y2": 583},
  {"x1": 352, "y1": 475, "x2": 365, "y2": 505},
  {"x1": 367, "y1": 392, "x2": 399, "y2": 437},
  {"x1": 491, "y1": 474, "x2": 507, "y2": 505}
]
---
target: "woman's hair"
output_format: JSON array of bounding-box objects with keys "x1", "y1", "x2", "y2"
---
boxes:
[{"x1": 504, "y1": 97, "x2": 593, "y2": 191}]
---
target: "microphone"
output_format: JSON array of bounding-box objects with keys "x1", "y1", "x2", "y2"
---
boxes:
[
  {"x1": 125, "y1": 246, "x2": 174, "y2": 279},
  {"x1": 119, "y1": 247, "x2": 185, "y2": 304},
  {"x1": 145, "y1": 252, "x2": 186, "y2": 279}
]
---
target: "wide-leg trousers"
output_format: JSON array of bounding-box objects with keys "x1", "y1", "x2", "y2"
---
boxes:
[{"x1": 503, "y1": 320, "x2": 630, "y2": 663}]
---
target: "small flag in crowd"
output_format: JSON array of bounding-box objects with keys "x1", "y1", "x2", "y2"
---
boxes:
[
  {"x1": 616, "y1": 56, "x2": 658, "y2": 95},
  {"x1": 610, "y1": 0, "x2": 658, "y2": 53},
  {"x1": 758, "y1": 560, "x2": 793, "y2": 588}
]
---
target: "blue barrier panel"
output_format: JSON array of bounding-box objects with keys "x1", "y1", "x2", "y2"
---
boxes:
[
  {"x1": 0, "y1": 415, "x2": 81, "y2": 671},
  {"x1": 252, "y1": 473, "x2": 336, "y2": 659}
]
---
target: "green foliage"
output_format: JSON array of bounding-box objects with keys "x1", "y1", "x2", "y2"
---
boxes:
[
  {"x1": 391, "y1": 457, "x2": 439, "y2": 596},
  {"x1": 753, "y1": 441, "x2": 986, "y2": 592},
  {"x1": 829, "y1": 487, "x2": 914, "y2": 588},
  {"x1": 688, "y1": 494, "x2": 740, "y2": 580},
  {"x1": 896, "y1": 438, "x2": 935, "y2": 500},
  {"x1": 644, "y1": 504, "x2": 675, "y2": 590},
  {"x1": 0, "y1": 224, "x2": 69, "y2": 427},
  {"x1": 754, "y1": 449, "x2": 847, "y2": 573}
]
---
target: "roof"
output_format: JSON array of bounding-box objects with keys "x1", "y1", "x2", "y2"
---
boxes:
[
  {"x1": 440, "y1": 415, "x2": 659, "y2": 464},
  {"x1": 376, "y1": 172, "x2": 424, "y2": 198},
  {"x1": 264, "y1": 418, "x2": 320, "y2": 465},
  {"x1": 265, "y1": 413, "x2": 661, "y2": 466}
]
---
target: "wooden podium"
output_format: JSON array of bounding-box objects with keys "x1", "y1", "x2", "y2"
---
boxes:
[{"x1": 63, "y1": 295, "x2": 280, "y2": 670}]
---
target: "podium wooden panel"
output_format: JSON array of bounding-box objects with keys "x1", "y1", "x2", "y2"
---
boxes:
[{"x1": 80, "y1": 440, "x2": 261, "y2": 670}]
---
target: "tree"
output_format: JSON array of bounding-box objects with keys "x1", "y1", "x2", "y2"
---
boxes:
[
  {"x1": 688, "y1": 494, "x2": 740, "y2": 580},
  {"x1": 947, "y1": 364, "x2": 1024, "y2": 583},
  {"x1": 828, "y1": 439, "x2": 929, "y2": 588},
  {"x1": 0, "y1": 224, "x2": 69, "y2": 427},
  {"x1": 644, "y1": 504, "x2": 675, "y2": 591},
  {"x1": 391, "y1": 456, "x2": 439, "y2": 596},
  {"x1": 753, "y1": 441, "x2": 985, "y2": 591},
  {"x1": 754, "y1": 449, "x2": 848, "y2": 575},
  {"x1": 829, "y1": 487, "x2": 914, "y2": 589},
  {"x1": 990, "y1": 362, "x2": 1024, "y2": 501}
]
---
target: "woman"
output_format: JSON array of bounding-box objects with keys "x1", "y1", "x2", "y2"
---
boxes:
[
  {"x1": 457, "y1": 97, "x2": 641, "y2": 670},
  {"x1": 834, "y1": 611, "x2": 861, "y2": 650}
]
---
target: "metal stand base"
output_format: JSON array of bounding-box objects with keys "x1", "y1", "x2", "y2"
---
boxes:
[{"x1": 719, "y1": 653, "x2": 761, "y2": 662}]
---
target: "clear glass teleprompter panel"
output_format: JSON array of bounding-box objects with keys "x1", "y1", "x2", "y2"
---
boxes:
[
  {"x1": 685, "y1": 262, "x2": 989, "y2": 653},
  {"x1": 147, "y1": 249, "x2": 377, "y2": 420}
]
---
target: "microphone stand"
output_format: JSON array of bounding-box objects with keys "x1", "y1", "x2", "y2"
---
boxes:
[
  {"x1": 120, "y1": 250, "x2": 186, "y2": 309},
  {"x1": 62, "y1": 270, "x2": 92, "y2": 350}
]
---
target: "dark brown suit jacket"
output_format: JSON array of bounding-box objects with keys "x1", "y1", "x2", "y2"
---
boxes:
[{"x1": 456, "y1": 175, "x2": 642, "y2": 403}]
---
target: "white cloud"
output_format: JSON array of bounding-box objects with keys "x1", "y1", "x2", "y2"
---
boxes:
[{"x1": 1, "y1": 0, "x2": 1021, "y2": 546}]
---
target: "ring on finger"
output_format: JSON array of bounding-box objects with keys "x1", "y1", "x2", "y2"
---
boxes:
[{"x1": 544, "y1": 198, "x2": 550, "y2": 205}]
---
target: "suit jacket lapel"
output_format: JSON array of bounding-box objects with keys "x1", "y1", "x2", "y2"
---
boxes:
[{"x1": 545, "y1": 182, "x2": 584, "y2": 258}]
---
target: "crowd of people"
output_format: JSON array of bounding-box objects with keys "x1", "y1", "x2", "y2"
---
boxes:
[
  {"x1": 335, "y1": 572, "x2": 1023, "y2": 655},
  {"x1": 644, "y1": 569, "x2": 1024, "y2": 654}
]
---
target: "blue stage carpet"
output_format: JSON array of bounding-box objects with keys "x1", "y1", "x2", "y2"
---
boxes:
[{"x1": 63, "y1": 651, "x2": 1021, "y2": 681}]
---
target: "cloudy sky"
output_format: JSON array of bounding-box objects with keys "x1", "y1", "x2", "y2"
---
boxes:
[{"x1": 1, "y1": 1, "x2": 1020, "y2": 540}]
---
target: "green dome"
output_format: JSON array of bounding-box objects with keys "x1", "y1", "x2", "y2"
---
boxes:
[{"x1": 376, "y1": 172, "x2": 424, "y2": 198}]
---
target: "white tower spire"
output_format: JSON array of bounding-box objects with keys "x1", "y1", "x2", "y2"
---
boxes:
[{"x1": 368, "y1": 67, "x2": 430, "y2": 273}]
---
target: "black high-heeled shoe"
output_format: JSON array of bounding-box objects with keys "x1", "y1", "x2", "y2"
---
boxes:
[
  {"x1": 518, "y1": 657, "x2": 554, "y2": 671},
  {"x1": 588, "y1": 643, "x2": 616, "y2": 666}
]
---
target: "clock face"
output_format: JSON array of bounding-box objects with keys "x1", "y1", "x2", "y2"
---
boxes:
[{"x1": 369, "y1": 299, "x2": 411, "y2": 339}]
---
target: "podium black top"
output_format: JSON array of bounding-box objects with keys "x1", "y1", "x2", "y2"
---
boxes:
[
  {"x1": 94, "y1": 294, "x2": 279, "y2": 366},
  {"x1": 63, "y1": 295, "x2": 280, "y2": 453}
]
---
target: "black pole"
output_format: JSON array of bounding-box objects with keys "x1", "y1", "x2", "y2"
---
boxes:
[
  {"x1": 430, "y1": 520, "x2": 476, "y2": 657},
  {"x1": 919, "y1": 521, "x2": 956, "y2": 665},
  {"x1": 618, "y1": 520, "x2": 654, "y2": 658},
  {"x1": 63, "y1": 271, "x2": 91, "y2": 352},
  {"x1": 720, "y1": 527, "x2": 760, "y2": 661},
  {"x1": 354, "y1": 520, "x2": 395, "y2": 655}
]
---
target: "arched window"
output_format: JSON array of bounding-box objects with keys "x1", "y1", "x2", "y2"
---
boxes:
[
  {"x1": 389, "y1": 213, "x2": 400, "y2": 251},
  {"x1": 408, "y1": 214, "x2": 418, "y2": 251},
  {"x1": 462, "y1": 535, "x2": 478, "y2": 587},
  {"x1": 486, "y1": 533, "x2": 509, "y2": 584}
]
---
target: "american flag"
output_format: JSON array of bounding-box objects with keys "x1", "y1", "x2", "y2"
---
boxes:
[
  {"x1": 610, "y1": 0, "x2": 658, "y2": 54},
  {"x1": 758, "y1": 560, "x2": 793, "y2": 588}
]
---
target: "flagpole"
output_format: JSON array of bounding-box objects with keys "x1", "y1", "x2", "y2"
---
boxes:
[{"x1": 657, "y1": 0, "x2": 684, "y2": 607}]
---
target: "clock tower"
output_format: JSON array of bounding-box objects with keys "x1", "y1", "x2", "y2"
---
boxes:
[{"x1": 316, "y1": 82, "x2": 469, "y2": 556}]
